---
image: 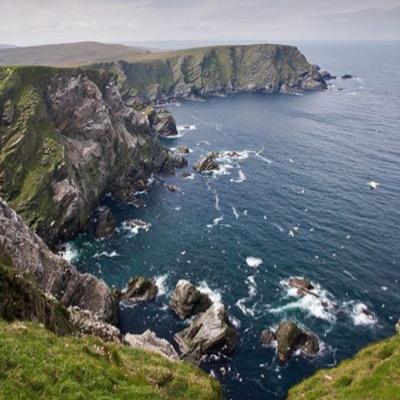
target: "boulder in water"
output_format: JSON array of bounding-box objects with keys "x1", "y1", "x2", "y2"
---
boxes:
[
  {"x1": 341, "y1": 74, "x2": 354, "y2": 79},
  {"x1": 320, "y1": 70, "x2": 336, "y2": 80},
  {"x1": 274, "y1": 320, "x2": 319, "y2": 362},
  {"x1": 288, "y1": 277, "x2": 314, "y2": 296},
  {"x1": 94, "y1": 207, "x2": 116, "y2": 239},
  {"x1": 174, "y1": 303, "x2": 238, "y2": 361},
  {"x1": 170, "y1": 280, "x2": 212, "y2": 320},
  {"x1": 165, "y1": 184, "x2": 178, "y2": 192},
  {"x1": 193, "y1": 152, "x2": 220, "y2": 172},
  {"x1": 121, "y1": 276, "x2": 158, "y2": 302},
  {"x1": 176, "y1": 145, "x2": 190, "y2": 154}
]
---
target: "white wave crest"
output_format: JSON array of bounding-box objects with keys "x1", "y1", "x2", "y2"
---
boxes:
[
  {"x1": 246, "y1": 256, "x2": 263, "y2": 268},
  {"x1": 93, "y1": 251, "x2": 119, "y2": 259},
  {"x1": 60, "y1": 242, "x2": 80, "y2": 264},
  {"x1": 198, "y1": 281, "x2": 222, "y2": 304},
  {"x1": 345, "y1": 301, "x2": 377, "y2": 326}
]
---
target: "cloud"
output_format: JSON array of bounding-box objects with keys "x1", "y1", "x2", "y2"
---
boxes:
[{"x1": 1, "y1": 0, "x2": 399, "y2": 46}]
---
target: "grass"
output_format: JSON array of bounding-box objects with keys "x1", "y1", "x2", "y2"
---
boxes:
[
  {"x1": 288, "y1": 334, "x2": 400, "y2": 400},
  {"x1": 0, "y1": 320, "x2": 222, "y2": 400}
]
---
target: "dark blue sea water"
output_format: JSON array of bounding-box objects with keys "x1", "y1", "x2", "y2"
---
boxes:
[{"x1": 69, "y1": 42, "x2": 400, "y2": 399}]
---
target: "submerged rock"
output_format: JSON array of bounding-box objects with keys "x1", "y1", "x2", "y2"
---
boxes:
[
  {"x1": 165, "y1": 184, "x2": 178, "y2": 192},
  {"x1": 94, "y1": 207, "x2": 116, "y2": 239},
  {"x1": 320, "y1": 70, "x2": 336, "y2": 80},
  {"x1": 176, "y1": 145, "x2": 190, "y2": 154},
  {"x1": 174, "y1": 303, "x2": 238, "y2": 361},
  {"x1": 121, "y1": 276, "x2": 158, "y2": 302},
  {"x1": 194, "y1": 152, "x2": 220, "y2": 172},
  {"x1": 288, "y1": 277, "x2": 314, "y2": 296},
  {"x1": 341, "y1": 74, "x2": 354, "y2": 79},
  {"x1": 274, "y1": 320, "x2": 319, "y2": 362},
  {"x1": 124, "y1": 330, "x2": 179, "y2": 360},
  {"x1": 170, "y1": 280, "x2": 212, "y2": 320}
]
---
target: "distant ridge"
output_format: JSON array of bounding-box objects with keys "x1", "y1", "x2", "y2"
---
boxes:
[
  {"x1": 0, "y1": 44, "x2": 17, "y2": 50},
  {"x1": 0, "y1": 41, "x2": 150, "y2": 67}
]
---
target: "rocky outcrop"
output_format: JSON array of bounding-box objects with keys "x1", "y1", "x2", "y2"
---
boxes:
[
  {"x1": 0, "y1": 66, "x2": 177, "y2": 245},
  {"x1": 170, "y1": 280, "x2": 213, "y2": 320},
  {"x1": 174, "y1": 303, "x2": 237, "y2": 361},
  {"x1": 320, "y1": 70, "x2": 336, "y2": 80},
  {"x1": 288, "y1": 277, "x2": 315, "y2": 296},
  {"x1": 124, "y1": 330, "x2": 179, "y2": 360},
  {"x1": 94, "y1": 206, "x2": 116, "y2": 239},
  {"x1": 146, "y1": 107, "x2": 178, "y2": 136},
  {"x1": 176, "y1": 145, "x2": 190, "y2": 154},
  {"x1": 194, "y1": 152, "x2": 220, "y2": 172},
  {"x1": 0, "y1": 197, "x2": 117, "y2": 322},
  {"x1": 92, "y1": 43, "x2": 327, "y2": 103},
  {"x1": 264, "y1": 320, "x2": 319, "y2": 362},
  {"x1": 120, "y1": 276, "x2": 158, "y2": 302},
  {"x1": 68, "y1": 306, "x2": 122, "y2": 342}
]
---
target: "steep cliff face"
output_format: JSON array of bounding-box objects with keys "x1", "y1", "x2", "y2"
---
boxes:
[
  {"x1": 0, "y1": 197, "x2": 117, "y2": 322},
  {"x1": 92, "y1": 44, "x2": 326, "y2": 102},
  {"x1": 0, "y1": 66, "x2": 176, "y2": 245}
]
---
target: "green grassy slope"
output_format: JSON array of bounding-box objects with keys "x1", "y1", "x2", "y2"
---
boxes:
[
  {"x1": 0, "y1": 41, "x2": 150, "y2": 67},
  {"x1": 0, "y1": 320, "x2": 222, "y2": 400},
  {"x1": 288, "y1": 334, "x2": 400, "y2": 400}
]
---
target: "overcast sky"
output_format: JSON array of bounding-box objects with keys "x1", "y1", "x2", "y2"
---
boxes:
[{"x1": 1, "y1": 0, "x2": 399, "y2": 46}]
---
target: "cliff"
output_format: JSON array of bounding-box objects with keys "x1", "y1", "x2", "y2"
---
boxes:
[
  {"x1": 289, "y1": 332, "x2": 400, "y2": 399},
  {"x1": 91, "y1": 43, "x2": 327, "y2": 102},
  {"x1": 0, "y1": 197, "x2": 117, "y2": 322},
  {"x1": 0, "y1": 66, "x2": 178, "y2": 245}
]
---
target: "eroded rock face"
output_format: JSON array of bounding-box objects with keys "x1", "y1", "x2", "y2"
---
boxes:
[
  {"x1": 124, "y1": 330, "x2": 179, "y2": 360},
  {"x1": 150, "y1": 108, "x2": 178, "y2": 137},
  {"x1": 2, "y1": 99, "x2": 14, "y2": 125},
  {"x1": 68, "y1": 306, "x2": 122, "y2": 343},
  {"x1": 0, "y1": 198, "x2": 117, "y2": 322},
  {"x1": 170, "y1": 280, "x2": 212, "y2": 320},
  {"x1": 121, "y1": 276, "x2": 158, "y2": 302},
  {"x1": 174, "y1": 303, "x2": 237, "y2": 361},
  {"x1": 94, "y1": 207, "x2": 116, "y2": 239},
  {"x1": 274, "y1": 320, "x2": 319, "y2": 362},
  {"x1": 194, "y1": 152, "x2": 220, "y2": 172},
  {"x1": 0, "y1": 68, "x2": 173, "y2": 245}
]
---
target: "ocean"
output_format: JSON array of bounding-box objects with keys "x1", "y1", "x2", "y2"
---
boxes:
[{"x1": 68, "y1": 41, "x2": 400, "y2": 399}]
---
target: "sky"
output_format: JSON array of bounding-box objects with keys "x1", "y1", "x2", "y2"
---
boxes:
[{"x1": 1, "y1": 0, "x2": 399, "y2": 47}]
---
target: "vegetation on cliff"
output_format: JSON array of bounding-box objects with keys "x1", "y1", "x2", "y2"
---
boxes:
[
  {"x1": 288, "y1": 333, "x2": 400, "y2": 399},
  {"x1": 91, "y1": 43, "x2": 326, "y2": 101},
  {"x1": 0, "y1": 66, "x2": 171, "y2": 244},
  {"x1": 0, "y1": 320, "x2": 222, "y2": 400}
]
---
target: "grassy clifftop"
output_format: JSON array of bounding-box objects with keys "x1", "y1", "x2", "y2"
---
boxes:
[
  {"x1": 288, "y1": 334, "x2": 400, "y2": 399},
  {"x1": 0, "y1": 320, "x2": 222, "y2": 400},
  {"x1": 92, "y1": 43, "x2": 323, "y2": 101}
]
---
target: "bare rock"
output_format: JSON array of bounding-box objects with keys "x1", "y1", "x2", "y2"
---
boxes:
[
  {"x1": 94, "y1": 207, "x2": 116, "y2": 239},
  {"x1": 69, "y1": 306, "x2": 122, "y2": 343},
  {"x1": 194, "y1": 152, "x2": 220, "y2": 172},
  {"x1": 274, "y1": 320, "x2": 319, "y2": 362},
  {"x1": 2, "y1": 99, "x2": 14, "y2": 125},
  {"x1": 176, "y1": 145, "x2": 190, "y2": 154},
  {"x1": 0, "y1": 198, "x2": 117, "y2": 322},
  {"x1": 121, "y1": 276, "x2": 158, "y2": 302},
  {"x1": 288, "y1": 277, "x2": 315, "y2": 297},
  {"x1": 260, "y1": 329, "x2": 276, "y2": 346},
  {"x1": 170, "y1": 280, "x2": 212, "y2": 320},
  {"x1": 149, "y1": 108, "x2": 178, "y2": 137},
  {"x1": 174, "y1": 303, "x2": 238, "y2": 362},
  {"x1": 124, "y1": 330, "x2": 179, "y2": 360}
]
